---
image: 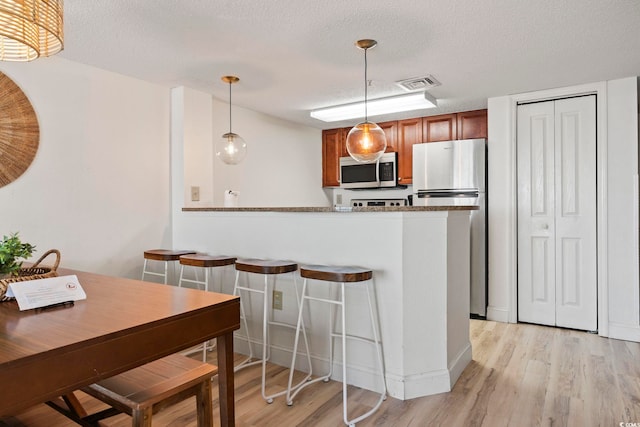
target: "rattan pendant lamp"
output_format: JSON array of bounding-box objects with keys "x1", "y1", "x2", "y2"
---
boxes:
[
  {"x1": 345, "y1": 39, "x2": 387, "y2": 163},
  {"x1": 215, "y1": 75, "x2": 247, "y2": 165},
  {"x1": 0, "y1": 0, "x2": 64, "y2": 61}
]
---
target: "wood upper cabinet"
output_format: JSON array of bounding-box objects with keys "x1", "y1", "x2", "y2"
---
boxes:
[
  {"x1": 378, "y1": 120, "x2": 398, "y2": 153},
  {"x1": 423, "y1": 113, "x2": 457, "y2": 142},
  {"x1": 322, "y1": 128, "x2": 345, "y2": 187},
  {"x1": 339, "y1": 127, "x2": 350, "y2": 157},
  {"x1": 457, "y1": 109, "x2": 488, "y2": 139},
  {"x1": 397, "y1": 118, "x2": 423, "y2": 184},
  {"x1": 321, "y1": 109, "x2": 487, "y2": 187}
]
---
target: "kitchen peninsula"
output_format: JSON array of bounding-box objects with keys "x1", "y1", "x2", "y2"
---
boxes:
[{"x1": 175, "y1": 205, "x2": 476, "y2": 400}]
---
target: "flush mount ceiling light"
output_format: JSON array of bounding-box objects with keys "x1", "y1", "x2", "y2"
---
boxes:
[
  {"x1": 0, "y1": 0, "x2": 64, "y2": 62},
  {"x1": 310, "y1": 91, "x2": 438, "y2": 122},
  {"x1": 344, "y1": 39, "x2": 387, "y2": 164},
  {"x1": 215, "y1": 75, "x2": 247, "y2": 165}
]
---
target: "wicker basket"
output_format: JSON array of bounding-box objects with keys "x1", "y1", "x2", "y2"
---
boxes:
[{"x1": 0, "y1": 249, "x2": 60, "y2": 302}]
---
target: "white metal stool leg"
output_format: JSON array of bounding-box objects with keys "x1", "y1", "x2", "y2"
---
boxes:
[
  {"x1": 141, "y1": 259, "x2": 148, "y2": 281},
  {"x1": 233, "y1": 261, "x2": 311, "y2": 404},
  {"x1": 178, "y1": 265, "x2": 205, "y2": 290},
  {"x1": 287, "y1": 278, "x2": 337, "y2": 404},
  {"x1": 287, "y1": 270, "x2": 387, "y2": 426},
  {"x1": 260, "y1": 274, "x2": 271, "y2": 402},
  {"x1": 340, "y1": 279, "x2": 386, "y2": 426},
  {"x1": 259, "y1": 272, "x2": 311, "y2": 403},
  {"x1": 178, "y1": 265, "x2": 211, "y2": 362},
  {"x1": 233, "y1": 270, "x2": 257, "y2": 370},
  {"x1": 141, "y1": 259, "x2": 170, "y2": 284},
  {"x1": 285, "y1": 278, "x2": 314, "y2": 405},
  {"x1": 176, "y1": 255, "x2": 236, "y2": 362},
  {"x1": 340, "y1": 282, "x2": 349, "y2": 425}
]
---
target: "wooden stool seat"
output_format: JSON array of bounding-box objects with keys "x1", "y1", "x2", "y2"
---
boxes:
[
  {"x1": 235, "y1": 258, "x2": 298, "y2": 275},
  {"x1": 144, "y1": 249, "x2": 197, "y2": 261},
  {"x1": 300, "y1": 265, "x2": 372, "y2": 282},
  {"x1": 82, "y1": 354, "x2": 218, "y2": 427},
  {"x1": 142, "y1": 249, "x2": 197, "y2": 285},
  {"x1": 180, "y1": 254, "x2": 237, "y2": 268}
]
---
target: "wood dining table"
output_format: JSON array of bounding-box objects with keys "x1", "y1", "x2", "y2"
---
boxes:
[{"x1": 0, "y1": 267, "x2": 240, "y2": 426}]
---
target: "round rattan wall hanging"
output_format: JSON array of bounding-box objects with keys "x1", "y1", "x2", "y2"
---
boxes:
[{"x1": 0, "y1": 71, "x2": 40, "y2": 188}]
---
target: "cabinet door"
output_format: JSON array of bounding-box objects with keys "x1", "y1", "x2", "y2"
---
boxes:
[
  {"x1": 457, "y1": 109, "x2": 488, "y2": 139},
  {"x1": 378, "y1": 120, "x2": 398, "y2": 152},
  {"x1": 397, "y1": 118, "x2": 423, "y2": 184},
  {"x1": 322, "y1": 128, "x2": 344, "y2": 187},
  {"x1": 340, "y1": 127, "x2": 350, "y2": 157},
  {"x1": 423, "y1": 114, "x2": 457, "y2": 142}
]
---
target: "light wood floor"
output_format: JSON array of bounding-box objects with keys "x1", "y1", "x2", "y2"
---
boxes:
[{"x1": 3, "y1": 320, "x2": 639, "y2": 426}]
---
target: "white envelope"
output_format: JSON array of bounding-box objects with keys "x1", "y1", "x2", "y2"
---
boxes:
[{"x1": 6, "y1": 275, "x2": 87, "y2": 311}]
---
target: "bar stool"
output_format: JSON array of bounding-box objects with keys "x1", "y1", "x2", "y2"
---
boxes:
[
  {"x1": 178, "y1": 253, "x2": 237, "y2": 361},
  {"x1": 141, "y1": 249, "x2": 196, "y2": 285},
  {"x1": 233, "y1": 258, "x2": 312, "y2": 404},
  {"x1": 286, "y1": 265, "x2": 386, "y2": 427},
  {"x1": 178, "y1": 253, "x2": 237, "y2": 292}
]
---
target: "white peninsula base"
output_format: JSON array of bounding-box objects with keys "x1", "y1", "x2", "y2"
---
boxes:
[{"x1": 175, "y1": 208, "x2": 472, "y2": 400}]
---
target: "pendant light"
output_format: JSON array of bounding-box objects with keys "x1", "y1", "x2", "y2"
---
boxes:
[
  {"x1": 345, "y1": 39, "x2": 387, "y2": 163},
  {"x1": 215, "y1": 75, "x2": 247, "y2": 165},
  {"x1": 0, "y1": 0, "x2": 64, "y2": 61}
]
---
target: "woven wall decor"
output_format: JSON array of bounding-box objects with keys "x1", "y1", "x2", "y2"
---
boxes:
[{"x1": 0, "y1": 71, "x2": 39, "y2": 188}]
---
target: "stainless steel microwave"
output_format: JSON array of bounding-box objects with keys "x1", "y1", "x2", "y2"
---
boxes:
[{"x1": 339, "y1": 152, "x2": 398, "y2": 189}]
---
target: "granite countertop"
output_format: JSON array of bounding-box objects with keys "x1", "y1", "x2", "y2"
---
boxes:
[{"x1": 182, "y1": 205, "x2": 478, "y2": 212}]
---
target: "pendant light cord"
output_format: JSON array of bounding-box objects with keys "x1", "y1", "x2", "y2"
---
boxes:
[
  {"x1": 228, "y1": 81, "x2": 232, "y2": 134},
  {"x1": 363, "y1": 47, "x2": 368, "y2": 122}
]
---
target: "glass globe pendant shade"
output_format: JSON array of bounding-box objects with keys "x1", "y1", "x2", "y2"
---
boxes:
[
  {"x1": 216, "y1": 132, "x2": 247, "y2": 165},
  {"x1": 346, "y1": 121, "x2": 387, "y2": 163}
]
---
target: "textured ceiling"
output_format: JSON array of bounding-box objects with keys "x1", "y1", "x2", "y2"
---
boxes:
[{"x1": 60, "y1": 0, "x2": 640, "y2": 129}]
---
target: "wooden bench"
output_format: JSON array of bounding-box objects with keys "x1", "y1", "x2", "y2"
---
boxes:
[{"x1": 47, "y1": 354, "x2": 218, "y2": 426}]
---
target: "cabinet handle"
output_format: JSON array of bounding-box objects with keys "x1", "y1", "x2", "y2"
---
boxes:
[{"x1": 398, "y1": 177, "x2": 402, "y2": 181}]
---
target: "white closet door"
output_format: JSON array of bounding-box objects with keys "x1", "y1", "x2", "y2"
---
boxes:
[
  {"x1": 553, "y1": 97, "x2": 597, "y2": 330},
  {"x1": 517, "y1": 96, "x2": 597, "y2": 331},
  {"x1": 517, "y1": 101, "x2": 556, "y2": 326}
]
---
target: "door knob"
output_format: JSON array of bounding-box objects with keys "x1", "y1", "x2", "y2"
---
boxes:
[{"x1": 542, "y1": 224, "x2": 549, "y2": 230}]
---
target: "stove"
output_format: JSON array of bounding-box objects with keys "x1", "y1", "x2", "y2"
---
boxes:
[{"x1": 351, "y1": 198, "x2": 407, "y2": 207}]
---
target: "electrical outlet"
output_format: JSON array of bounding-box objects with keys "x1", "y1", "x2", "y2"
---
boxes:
[
  {"x1": 272, "y1": 290, "x2": 283, "y2": 310},
  {"x1": 336, "y1": 194, "x2": 343, "y2": 205},
  {"x1": 190, "y1": 186, "x2": 200, "y2": 201}
]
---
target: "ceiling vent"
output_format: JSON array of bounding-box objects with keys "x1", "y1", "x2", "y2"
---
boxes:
[{"x1": 396, "y1": 75, "x2": 441, "y2": 92}]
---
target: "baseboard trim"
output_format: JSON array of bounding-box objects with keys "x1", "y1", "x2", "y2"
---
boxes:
[
  {"x1": 448, "y1": 342, "x2": 473, "y2": 387},
  {"x1": 608, "y1": 322, "x2": 640, "y2": 342},
  {"x1": 233, "y1": 335, "x2": 473, "y2": 401},
  {"x1": 487, "y1": 306, "x2": 510, "y2": 323}
]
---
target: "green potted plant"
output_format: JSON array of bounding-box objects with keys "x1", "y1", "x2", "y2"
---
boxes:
[{"x1": 0, "y1": 232, "x2": 36, "y2": 278}]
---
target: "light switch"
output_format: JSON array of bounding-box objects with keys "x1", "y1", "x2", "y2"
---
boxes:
[{"x1": 190, "y1": 186, "x2": 200, "y2": 201}]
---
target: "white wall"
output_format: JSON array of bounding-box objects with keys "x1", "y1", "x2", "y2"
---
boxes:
[
  {"x1": 210, "y1": 98, "x2": 328, "y2": 207},
  {"x1": 487, "y1": 77, "x2": 640, "y2": 342},
  {"x1": 177, "y1": 87, "x2": 215, "y2": 207},
  {"x1": 0, "y1": 58, "x2": 172, "y2": 278},
  {"x1": 176, "y1": 88, "x2": 328, "y2": 208},
  {"x1": 607, "y1": 78, "x2": 640, "y2": 339}
]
